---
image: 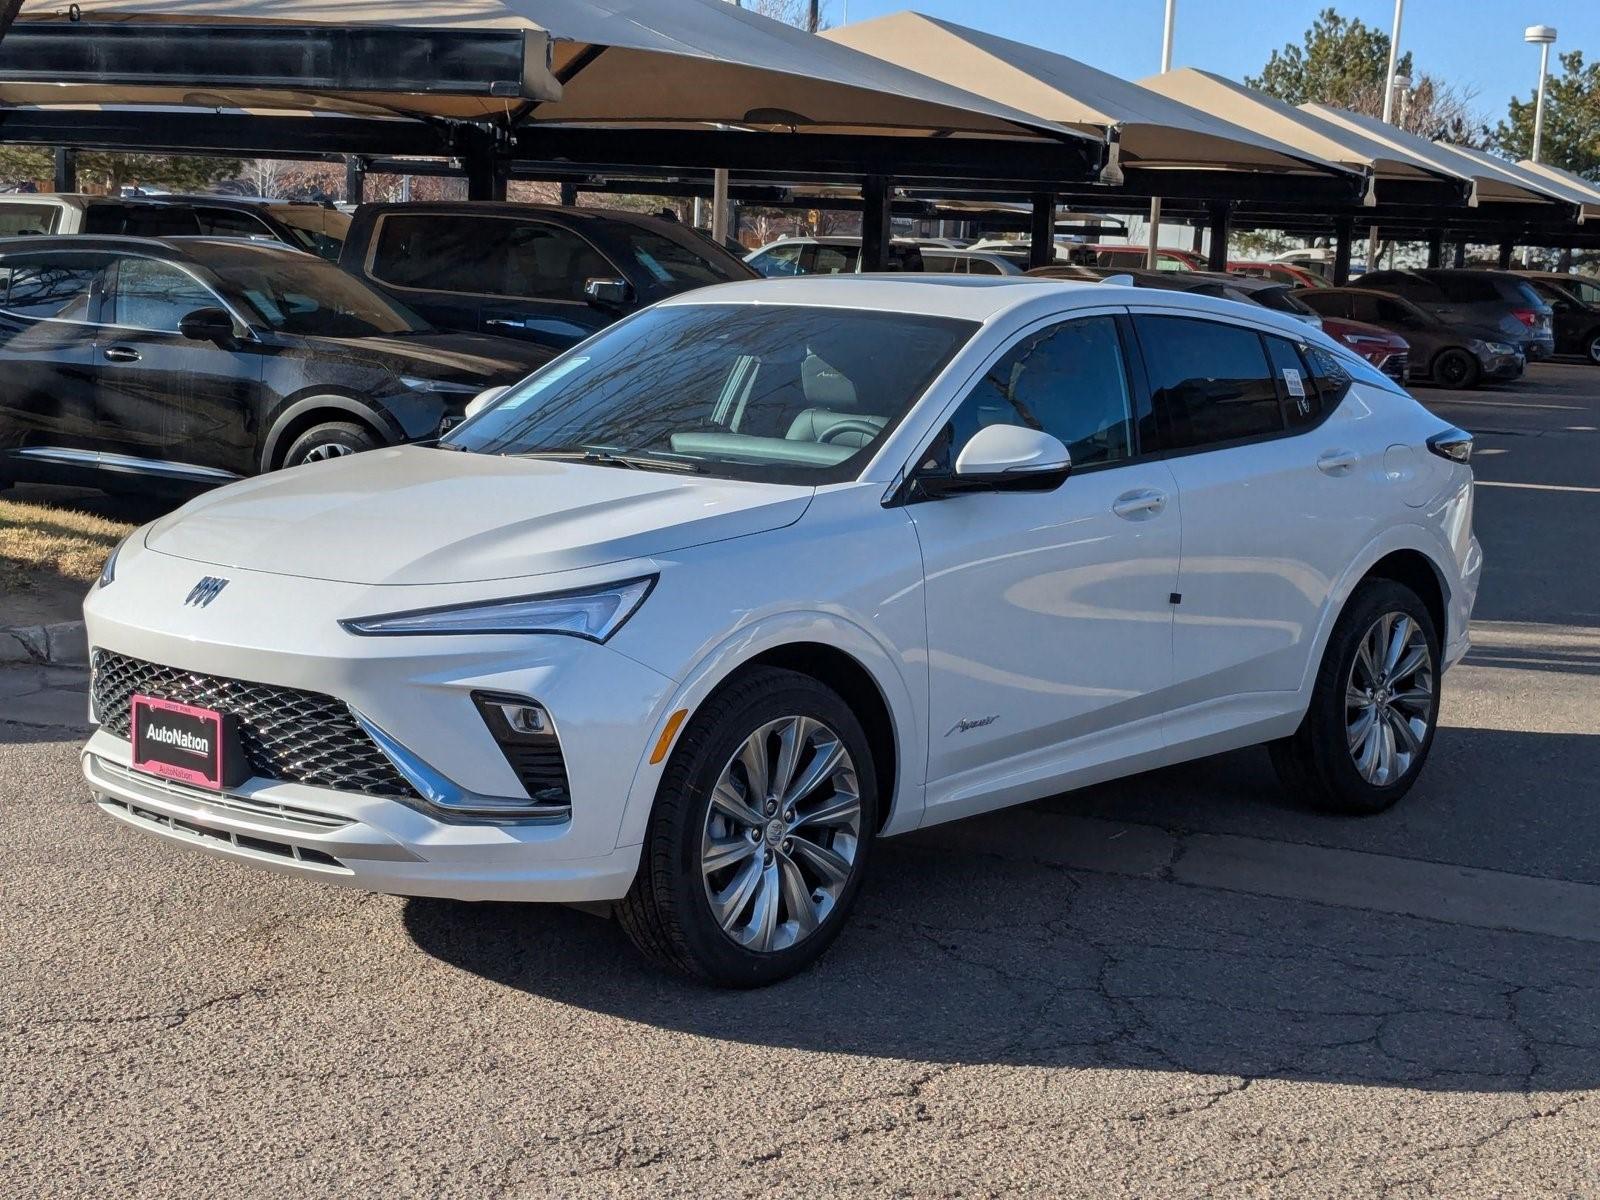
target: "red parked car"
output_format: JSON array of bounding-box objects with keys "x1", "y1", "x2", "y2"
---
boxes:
[
  {"x1": 1229, "y1": 261, "x2": 1329, "y2": 289},
  {"x1": 1319, "y1": 315, "x2": 1410, "y2": 383}
]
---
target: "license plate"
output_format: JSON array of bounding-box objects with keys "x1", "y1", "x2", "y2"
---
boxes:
[{"x1": 130, "y1": 695, "x2": 231, "y2": 790}]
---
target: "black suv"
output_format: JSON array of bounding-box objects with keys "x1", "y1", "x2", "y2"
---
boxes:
[
  {"x1": 1511, "y1": 271, "x2": 1600, "y2": 365},
  {"x1": 0, "y1": 236, "x2": 550, "y2": 492},
  {"x1": 339, "y1": 203, "x2": 756, "y2": 353}
]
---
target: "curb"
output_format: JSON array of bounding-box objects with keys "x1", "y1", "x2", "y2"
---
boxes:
[{"x1": 0, "y1": 621, "x2": 88, "y2": 667}]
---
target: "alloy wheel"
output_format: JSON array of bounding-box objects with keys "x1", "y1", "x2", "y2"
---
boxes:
[
  {"x1": 1588, "y1": 334, "x2": 1600, "y2": 366},
  {"x1": 1345, "y1": 612, "x2": 1435, "y2": 787},
  {"x1": 302, "y1": 441, "x2": 355, "y2": 463},
  {"x1": 700, "y1": 715, "x2": 862, "y2": 953}
]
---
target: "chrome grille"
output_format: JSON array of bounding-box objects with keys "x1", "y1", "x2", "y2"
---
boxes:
[{"x1": 90, "y1": 650, "x2": 418, "y2": 800}]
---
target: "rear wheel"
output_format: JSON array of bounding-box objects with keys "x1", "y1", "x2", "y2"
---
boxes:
[
  {"x1": 282, "y1": 421, "x2": 378, "y2": 469},
  {"x1": 618, "y1": 667, "x2": 877, "y2": 987},
  {"x1": 1432, "y1": 348, "x2": 1480, "y2": 390},
  {"x1": 1270, "y1": 580, "x2": 1441, "y2": 815},
  {"x1": 1585, "y1": 330, "x2": 1600, "y2": 366}
]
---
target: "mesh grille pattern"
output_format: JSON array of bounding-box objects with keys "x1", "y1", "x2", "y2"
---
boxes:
[{"x1": 91, "y1": 650, "x2": 418, "y2": 799}]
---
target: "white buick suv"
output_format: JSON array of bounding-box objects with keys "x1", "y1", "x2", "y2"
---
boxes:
[{"x1": 83, "y1": 277, "x2": 1481, "y2": 986}]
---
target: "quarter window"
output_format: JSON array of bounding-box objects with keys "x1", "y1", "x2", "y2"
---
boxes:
[
  {"x1": 370, "y1": 214, "x2": 615, "y2": 302},
  {"x1": 750, "y1": 244, "x2": 803, "y2": 277},
  {"x1": 1264, "y1": 335, "x2": 1322, "y2": 430},
  {"x1": 108, "y1": 258, "x2": 218, "y2": 332},
  {"x1": 925, "y1": 316, "x2": 1138, "y2": 473},
  {"x1": 1137, "y1": 315, "x2": 1284, "y2": 450},
  {"x1": 195, "y1": 207, "x2": 278, "y2": 241}
]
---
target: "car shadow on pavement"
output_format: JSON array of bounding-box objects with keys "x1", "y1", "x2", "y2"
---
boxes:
[{"x1": 404, "y1": 775, "x2": 1600, "y2": 1094}]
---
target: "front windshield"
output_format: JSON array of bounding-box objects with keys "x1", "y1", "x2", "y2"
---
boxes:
[
  {"x1": 624, "y1": 227, "x2": 749, "y2": 299},
  {"x1": 212, "y1": 252, "x2": 427, "y2": 337},
  {"x1": 445, "y1": 303, "x2": 977, "y2": 483},
  {"x1": 271, "y1": 207, "x2": 351, "y2": 261}
]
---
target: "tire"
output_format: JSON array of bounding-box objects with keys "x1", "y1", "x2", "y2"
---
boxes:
[
  {"x1": 1585, "y1": 330, "x2": 1600, "y2": 367},
  {"x1": 281, "y1": 421, "x2": 379, "y2": 469},
  {"x1": 1270, "y1": 579, "x2": 1442, "y2": 815},
  {"x1": 617, "y1": 667, "x2": 878, "y2": 987},
  {"x1": 1432, "y1": 348, "x2": 1480, "y2": 390}
]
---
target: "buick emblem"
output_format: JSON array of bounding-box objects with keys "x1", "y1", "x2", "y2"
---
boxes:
[{"x1": 184, "y1": 576, "x2": 229, "y2": 608}]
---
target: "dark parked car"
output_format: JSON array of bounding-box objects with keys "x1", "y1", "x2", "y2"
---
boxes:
[
  {"x1": 1297, "y1": 287, "x2": 1524, "y2": 388},
  {"x1": 339, "y1": 203, "x2": 756, "y2": 353},
  {"x1": 745, "y1": 236, "x2": 927, "y2": 276},
  {"x1": 0, "y1": 193, "x2": 351, "y2": 260},
  {"x1": 1510, "y1": 271, "x2": 1600, "y2": 364},
  {"x1": 0, "y1": 236, "x2": 551, "y2": 492},
  {"x1": 1357, "y1": 269, "x2": 1554, "y2": 361}
]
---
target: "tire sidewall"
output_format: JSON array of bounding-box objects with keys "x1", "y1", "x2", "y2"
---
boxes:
[
  {"x1": 283, "y1": 422, "x2": 377, "y2": 469},
  {"x1": 660, "y1": 675, "x2": 878, "y2": 986},
  {"x1": 1587, "y1": 331, "x2": 1600, "y2": 366},
  {"x1": 1435, "y1": 349, "x2": 1478, "y2": 389},
  {"x1": 1310, "y1": 581, "x2": 1442, "y2": 813}
]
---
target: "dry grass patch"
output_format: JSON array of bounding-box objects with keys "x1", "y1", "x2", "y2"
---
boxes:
[{"x1": 1, "y1": 498, "x2": 133, "y2": 595}]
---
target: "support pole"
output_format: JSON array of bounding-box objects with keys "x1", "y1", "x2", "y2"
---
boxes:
[
  {"x1": 1205, "y1": 201, "x2": 1230, "y2": 272},
  {"x1": 1333, "y1": 218, "x2": 1353, "y2": 287},
  {"x1": 463, "y1": 130, "x2": 508, "y2": 201},
  {"x1": 1497, "y1": 239, "x2": 1513, "y2": 270},
  {"x1": 711, "y1": 168, "x2": 730, "y2": 246},
  {"x1": 1190, "y1": 223, "x2": 1204, "y2": 254},
  {"x1": 344, "y1": 156, "x2": 365, "y2": 205},
  {"x1": 559, "y1": 181, "x2": 578, "y2": 207},
  {"x1": 1426, "y1": 231, "x2": 1443, "y2": 268},
  {"x1": 861, "y1": 175, "x2": 891, "y2": 272},
  {"x1": 1453, "y1": 241, "x2": 1466, "y2": 268},
  {"x1": 53, "y1": 146, "x2": 76, "y2": 192},
  {"x1": 1028, "y1": 192, "x2": 1054, "y2": 269}
]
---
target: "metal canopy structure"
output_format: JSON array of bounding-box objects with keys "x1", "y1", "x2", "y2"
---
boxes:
[{"x1": 820, "y1": 12, "x2": 1358, "y2": 198}]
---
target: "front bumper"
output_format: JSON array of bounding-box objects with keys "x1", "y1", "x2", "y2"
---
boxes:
[{"x1": 82, "y1": 556, "x2": 679, "y2": 902}]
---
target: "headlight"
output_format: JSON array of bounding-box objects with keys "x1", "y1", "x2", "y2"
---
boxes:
[
  {"x1": 340, "y1": 577, "x2": 655, "y2": 642},
  {"x1": 98, "y1": 535, "x2": 130, "y2": 589},
  {"x1": 1485, "y1": 341, "x2": 1516, "y2": 355},
  {"x1": 398, "y1": 375, "x2": 480, "y2": 395}
]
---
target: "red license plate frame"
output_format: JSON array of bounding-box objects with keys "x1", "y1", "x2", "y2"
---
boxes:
[{"x1": 129, "y1": 694, "x2": 228, "y2": 790}]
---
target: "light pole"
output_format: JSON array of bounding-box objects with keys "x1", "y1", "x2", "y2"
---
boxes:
[
  {"x1": 1525, "y1": 25, "x2": 1557, "y2": 163},
  {"x1": 1367, "y1": 0, "x2": 1405, "y2": 272},
  {"x1": 1145, "y1": 0, "x2": 1176, "y2": 270}
]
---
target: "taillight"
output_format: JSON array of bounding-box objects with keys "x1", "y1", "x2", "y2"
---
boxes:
[
  {"x1": 1427, "y1": 428, "x2": 1473, "y2": 463},
  {"x1": 1510, "y1": 307, "x2": 1537, "y2": 328}
]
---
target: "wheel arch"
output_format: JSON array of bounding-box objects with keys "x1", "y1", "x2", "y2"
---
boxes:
[
  {"x1": 614, "y1": 616, "x2": 925, "y2": 852},
  {"x1": 261, "y1": 394, "x2": 399, "y2": 472}
]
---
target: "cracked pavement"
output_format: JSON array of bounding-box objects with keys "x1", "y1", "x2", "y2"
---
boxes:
[{"x1": 3, "y1": 363, "x2": 1599, "y2": 1197}]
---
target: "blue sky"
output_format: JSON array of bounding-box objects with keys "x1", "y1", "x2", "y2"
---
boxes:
[{"x1": 830, "y1": 0, "x2": 1597, "y2": 131}]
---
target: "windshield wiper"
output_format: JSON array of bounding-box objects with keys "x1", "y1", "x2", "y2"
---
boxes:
[{"x1": 515, "y1": 448, "x2": 705, "y2": 474}]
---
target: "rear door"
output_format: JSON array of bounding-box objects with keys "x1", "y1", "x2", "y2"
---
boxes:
[
  {"x1": 91, "y1": 254, "x2": 263, "y2": 474},
  {"x1": 0, "y1": 249, "x2": 110, "y2": 461},
  {"x1": 1134, "y1": 313, "x2": 1382, "y2": 711}
]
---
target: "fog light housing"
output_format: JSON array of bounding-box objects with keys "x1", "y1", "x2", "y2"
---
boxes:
[{"x1": 471, "y1": 692, "x2": 570, "y2": 806}]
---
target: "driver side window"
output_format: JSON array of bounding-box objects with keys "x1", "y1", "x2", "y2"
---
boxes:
[
  {"x1": 107, "y1": 258, "x2": 218, "y2": 333},
  {"x1": 920, "y1": 316, "x2": 1139, "y2": 474}
]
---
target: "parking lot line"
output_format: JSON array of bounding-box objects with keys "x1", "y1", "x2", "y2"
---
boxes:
[{"x1": 1476, "y1": 480, "x2": 1600, "y2": 495}]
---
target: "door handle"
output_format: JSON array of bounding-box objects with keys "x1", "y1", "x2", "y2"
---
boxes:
[
  {"x1": 1317, "y1": 449, "x2": 1358, "y2": 476},
  {"x1": 1112, "y1": 488, "x2": 1168, "y2": 520},
  {"x1": 102, "y1": 346, "x2": 140, "y2": 363}
]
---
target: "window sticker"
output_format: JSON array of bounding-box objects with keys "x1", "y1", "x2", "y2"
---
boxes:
[
  {"x1": 634, "y1": 250, "x2": 674, "y2": 285},
  {"x1": 1282, "y1": 367, "x2": 1306, "y2": 398}
]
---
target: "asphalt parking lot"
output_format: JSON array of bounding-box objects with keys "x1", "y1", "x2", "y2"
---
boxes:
[{"x1": 4, "y1": 361, "x2": 1599, "y2": 1198}]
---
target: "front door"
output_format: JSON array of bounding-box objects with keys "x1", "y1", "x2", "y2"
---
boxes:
[
  {"x1": 909, "y1": 313, "x2": 1181, "y2": 822},
  {"x1": 91, "y1": 255, "x2": 263, "y2": 475}
]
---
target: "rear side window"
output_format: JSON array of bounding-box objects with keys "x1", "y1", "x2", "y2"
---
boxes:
[
  {"x1": 369, "y1": 214, "x2": 615, "y2": 302},
  {"x1": 0, "y1": 252, "x2": 108, "y2": 319},
  {"x1": 1137, "y1": 316, "x2": 1284, "y2": 450},
  {"x1": 82, "y1": 204, "x2": 203, "y2": 238},
  {"x1": 1300, "y1": 291, "x2": 1351, "y2": 319},
  {"x1": 809, "y1": 245, "x2": 857, "y2": 274},
  {"x1": 0, "y1": 204, "x2": 60, "y2": 237},
  {"x1": 1264, "y1": 335, "x2": 1322, "y2": 430},
  {"x1": 1366, "y1": 273, "x2": 1436, "y2": 302},
  {"x1": 749, "y1": 243, "x2": 803, "y2": 277},
  {"x1": 1431, "y1": 274, "x2": 1499, "y2": 302},
  {"x1": 195, "y1": 207, "x2": 278, "y2": 241}
]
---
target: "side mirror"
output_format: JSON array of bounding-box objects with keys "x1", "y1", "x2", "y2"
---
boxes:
[
  {"x1": 177, "y1": 307, "x2": 235, "y2": 342},
  {"x1": 582, "y1": 277, "x2": 632, "y2": 308},
  {"x1": 464, "y1": 385, "x2": 508, "y2": 420},
  {"x1": 921, "y1": 425, "x2": 1072, "y2": 497}
]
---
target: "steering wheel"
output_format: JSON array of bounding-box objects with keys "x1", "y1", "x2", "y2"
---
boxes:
[{"x1": 818, "y1": 419, "x2": 884, "y2": 445}]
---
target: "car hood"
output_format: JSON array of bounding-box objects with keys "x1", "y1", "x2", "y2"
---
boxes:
[
  {"x1": 143, "y1": 446, "x2": 814, "y2": 585},
  {"x1": 290, "y1": 331, "x2": 552, "y2": 384}
]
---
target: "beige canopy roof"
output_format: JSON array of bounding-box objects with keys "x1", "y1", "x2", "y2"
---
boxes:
[
  {"x1": 11, "y1": 0, "x2": 1091, "y2": 142},
  {"x1": 822, "y1": 12, "x2": 1350, "y2": 179},
  {"x1": 1140, "y1": 68, "x2": 1467, "y2": 188},
  {"x1": 1517, "y1": 159, "x2": 1600, "y2": 212}
]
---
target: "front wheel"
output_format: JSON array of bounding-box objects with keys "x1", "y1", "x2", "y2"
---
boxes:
[
  {"x1": 1270, "y1": 580, "x2": 1441, "y2": 815},
  {"x1": 281, "y1": 421, "x2": 379, "y2": 469},
  {"x1": 1585, "y1": 330, "x2": 1600, "y2": 366},
  {"x1": 1432, "y1": 348, "x2": 1480, "y2": 390},
  {"x1": 618, "y1": 667, "x2": 877, "y2": 987}
]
